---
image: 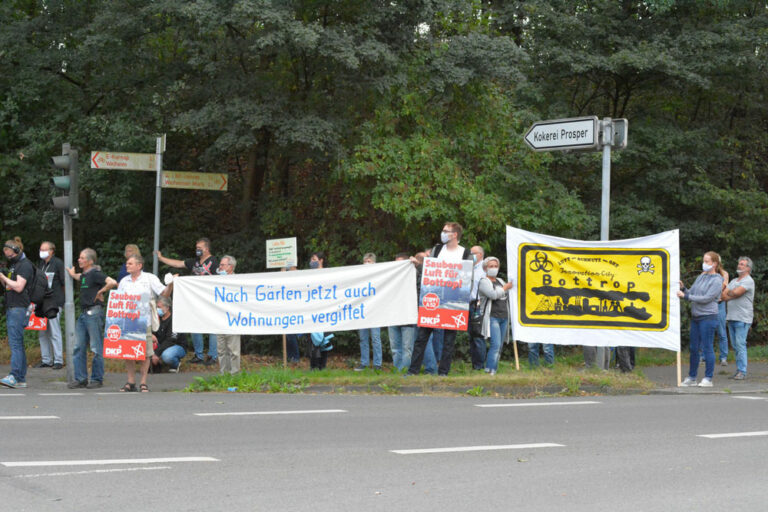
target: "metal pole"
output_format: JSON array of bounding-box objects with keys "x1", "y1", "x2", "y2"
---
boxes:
[
  {"x1": 152, "y1": 136, "x2": 163, "y2": 275},
  {"x1": 596, "y1": 118, "x2": 613, "y2": 369},
  {"x1": 63, "y1": 211, "x2": 75, "y2": 384}
]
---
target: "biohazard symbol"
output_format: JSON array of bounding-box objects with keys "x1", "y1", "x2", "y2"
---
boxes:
[{"x1": 529, "y1": 252, "x2": 553, "y2": 273}]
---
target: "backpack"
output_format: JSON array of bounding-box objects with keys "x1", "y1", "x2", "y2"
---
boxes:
[{"x1": 25, "y1": 264, "x2": 53, "y2": 314}]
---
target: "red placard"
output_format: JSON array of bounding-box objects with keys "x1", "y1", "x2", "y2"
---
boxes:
[{"x1": 26, "y1": 310, "x2": 48, "y2": 331}]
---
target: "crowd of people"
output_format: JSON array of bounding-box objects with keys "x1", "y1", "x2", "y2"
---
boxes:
[{"x1": 0, "y1": 230, "x2": 757, "y2": 391}]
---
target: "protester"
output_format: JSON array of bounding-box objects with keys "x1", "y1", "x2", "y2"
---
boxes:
[
  {"x1": 65, "y1": 248, "x2": 116, "y2": 389},
  {"x1": 0, "y1": 238, "x2": 35, "y2": 388},
  {"x1": 528, "y1": 343, "x2": 555, "y2": 368},
  {"x1": 308, "y1": 251, "x2": 332, "y2": 369},
  {"x1": 678, "y1": 251, "x2": 724, "y2": 387},
  {"x1": 407, "y1": 222, "x2": 472, "y2": 376},
  {"x1": 715, "y1": 258, "x2": 729, "y2": 365},
  {"x1": 355, "y1": 253, "x2": 382, "y2": 371},
  {"x1": 117, "y1": 244, "x2": 141, "y2": 282},
  {"x1": 156, "y1": 238, "x2": 217, "y2": 365},
  {"x1": 722, "y1": 256, "x2": 755, "y2": 380},
  {"x1": 150, "y1": 295, "x2": 188, "y2": 373},
  {"x1": 469, "y1": 245, "x2": 487, "y2": 370},
  {"x1": 35, "y1": 240, "x2": 66, "y2": 370},
  {"x1": 410, "y1": 251, "x2": 441, "y2": 375},
  {"x1": 476, "y1": 257, "x2": 513, "y2": 375},
  {"x1": 387, "y1": 252, "x2": 417, "y2": 371},
  {"x1": 216, "y1": 255, "x2": 241, "y2": 374},
  {"x1": 115, "y1": 254, "x2": 167, "y2": 392}
]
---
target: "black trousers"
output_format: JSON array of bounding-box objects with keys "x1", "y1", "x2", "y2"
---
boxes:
[{"x1": 408, "y1": 327, "x2": 457, "y2": 376}]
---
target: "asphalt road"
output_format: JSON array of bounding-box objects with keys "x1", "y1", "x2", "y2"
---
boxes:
[{"x1": 1, "y1": 392, "x2": 767, "y2": 511}]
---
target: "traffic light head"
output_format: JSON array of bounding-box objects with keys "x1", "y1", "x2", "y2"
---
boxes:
[{"x1": 50, "y1": 146, "x2": 79, "y2": 217}]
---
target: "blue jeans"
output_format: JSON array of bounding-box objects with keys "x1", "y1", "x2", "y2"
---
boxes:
[
  {"x1": 286, "y1": 334, "x2": 301, "y2": 362},
  {"x1": 689, "y1": 314, "x2": 717, "y2": 379},
  {"x1": 74, "y1": 307, "x2": 105, "y2": 383},
  {"x1": 485, "y1": 317, "x2": 507, "y2": 371},
  {"x1": 6, "y1": 307, "x2": 29, "y2": 382},
  {"x1": 358, "y1": 328, "x2": 382, "y2": 368},
  {"x1": 388, "y1": 325, "x2": 416, "y2": 370},
  {"x1": 716, "y1": 301, "x2": 728, "y2": 360},
  {"x1": 160, "y1": 345, "x2": 186, "y2": 369},
  {"x1": 192, "y1": 333, "x2": 217, "y2": 360},
  {"x1": 727, "y1": 320, "x2": 750, "y2": 375},
  {"x1": 528, "y1": 343, "x2": 555, "y2": 367},
  {"x1": 423, "y1": 329, "x2": 444, "y2": 374}
]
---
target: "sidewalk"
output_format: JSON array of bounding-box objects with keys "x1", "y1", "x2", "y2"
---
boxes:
[{"x1": 643, "y1": 360, "x2": 768, "y2": 395}]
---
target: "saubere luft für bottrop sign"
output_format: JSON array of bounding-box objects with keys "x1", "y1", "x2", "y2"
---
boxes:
[{"x1": 506, "y1": 226, "x2": 680, "y2": 351}]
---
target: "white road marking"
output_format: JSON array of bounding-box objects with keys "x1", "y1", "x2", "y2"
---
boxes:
[
  {"x1": 38, "y1": 393, "x2": 83, "y2": 396},
  {"x1": 95, "y1": 392, "x2": 140, "y2": 395},
  {"x1": 195, "y1": 409, "x2": 347, "y2": 417},
  {"x1": 0, "y1": 394, "x2": 25, "y2": 397},
  {"x1": 391, "y1": 443, "x2": 564, "y2": 455},
  {"x1": 732, "y1": 396, "x2": 766, "y2": 400},
  {"x1": 0, "y1": 416, "x2": 59, "y2": 420},
  {"x1": 698, "y1": 431, "x2": 768, "y2": 439},
  {"x1": 475, "y1": 401, "x2": 601, "y2": 408},
  {"x1": 2, "y1": 456, "x2": 219, "y2": 467},
  {"x1": 12, "y1": 466, "x2": 171, "y2": 479}
]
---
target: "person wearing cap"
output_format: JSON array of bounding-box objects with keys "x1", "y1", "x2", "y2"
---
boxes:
[{"x1": 0, "y1": 237, "x2": 35, "y2": 388}]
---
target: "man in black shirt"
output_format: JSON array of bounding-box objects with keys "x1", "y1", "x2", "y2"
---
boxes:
[
  {"x1": 155, "y1": 237, "x2": 218, "y2": 365},
  {"x1": 1, "y1": 238, "x2": 35, "y2": 388},
  {"x1": 66, "y1": 248, "x2": 116, "y2": 389},
  {"x1": 150, "y1": 295, "x2": 188, "y2": 373},
  {"x1": 35, "y1": 241, "x2": 66, "y2": 369}
]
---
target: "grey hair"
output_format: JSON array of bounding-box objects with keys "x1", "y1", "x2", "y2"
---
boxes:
[
  {"x1": 221, "y1": 254, "x2": 237, "y2": 269},
  {"x1": 157, "y1": 295, "x2": 172, "y2": 310},
  {"x1": 81, "y1": 248, "x2": 97, "y2": 263},
  {"x1": 738, "y1": 256, "x2": 753, "y2": 270},
  {"x1": 482, "y1": 256, "x2": 500, "y2": 271},
  {"x1": 363, "y1": 252, "x2": 376, "y2": 263}
]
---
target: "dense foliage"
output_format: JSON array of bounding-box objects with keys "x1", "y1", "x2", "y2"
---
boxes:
[{"x1": 2, "y1": 1, "x2": 767, "y2": 347}]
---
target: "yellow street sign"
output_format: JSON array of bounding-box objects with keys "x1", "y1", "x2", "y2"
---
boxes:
[
  {"x1": 90, "y1": 151, "x2": 157, "y2": 171},
  {"x1": 161, "y1": 171, "x2": 228, "y2": 191}
]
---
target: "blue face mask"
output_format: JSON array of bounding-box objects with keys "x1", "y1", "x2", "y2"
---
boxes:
[
  {"x1": 309, "y1": 260, "x2": 320, "y2": 269},
  {"x1": 157, "y1": 308, "x2": 165, "y2": 317},
  {"x1": 217, "y1": 269, "x2": 228, "y2": 275}
]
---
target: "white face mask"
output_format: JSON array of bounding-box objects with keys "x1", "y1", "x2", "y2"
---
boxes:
[
  {"x1": 737, "y1": 268, "x2": 747, "y2": 275},
  {"x1": 702, "y1": 263, "x2": 713, "y2": 272},
  {"x1": 486, "y1": 267, "x2": 499, "y2": 278},
  {"x1": 39, "y1": 251, "x2": 50, "y2": 260},
  {"x1": 440, "y1": 231, "x2": 452, "y2": 244}
]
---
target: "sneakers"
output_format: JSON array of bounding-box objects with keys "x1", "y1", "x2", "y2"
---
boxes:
[
  {"x1": 353, "y1": 365, "x2": 367, "y2": 372},
  {"x1": 86, "y1": 380, "x2": 103, "y2": 389},
  {"x1": 720, "y1": 359, "x2": 728, "y2": 367},
  {"x1": 168, "y1": 365, "x2": 180, "y2": 373},
  {"x1": 698, "y1": 377, "x2": 713, "y2": 387},
  {"x1": 730, "y1": 372, "x2": 746, "y2": 380},
  {"x1": 33, "y1": 361, "x2": 52, "y2": 368},
  {"x1": 680, "y1": 377, "x2": 696, "y2": 387},
  {"x1": 1, "y1": 375, "x2": 22, "y2": 388},
  {"x1": 67, "y1": 380, "x2": 88, "y2": 389},
  {"x1": 189, "y1": 356, "x2": 205, "y2": 364},
  {"x1": 52, "y1": 363, "x2": 63, "y2": 370},
  {"x1": 489, "y1": 369, "x2": 497, "y2": 376}
]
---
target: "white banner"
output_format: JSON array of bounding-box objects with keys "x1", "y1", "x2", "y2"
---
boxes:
[
  {"x1": 507, "y1": 226, "x2": 680, "y2": 351},
  {"x1": 172, "y1": 260, "x2": 417, "y2": 335}
]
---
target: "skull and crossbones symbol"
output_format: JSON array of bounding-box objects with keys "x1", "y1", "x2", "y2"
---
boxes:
[{"x1": 637, "y1": 256, "x2": 655, "y2": 275}]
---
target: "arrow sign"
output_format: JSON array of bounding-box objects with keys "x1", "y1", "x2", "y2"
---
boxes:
[
  {"x1": 524, "y1": 116, "x2": 599, "y2": 152},
  {"x1": 90, "y1": 151, "x2": 157, "y2": 171},
  {"x1": 161, "y1": 171, "x2": 228, "y2": 191}
]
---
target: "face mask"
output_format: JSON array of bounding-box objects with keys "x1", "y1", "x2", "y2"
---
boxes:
[
  {"x1": 487, "y1": 267, "x2": 499, "y2": 278},
  {"x1": 737, "y1": 268, "x2": 747, "y2": 275},
  {"x1": 309, "y1": 261, "x2": 320, "y2": 269},
  {"x1": 217, "y1": 269, "x2": 228, "y2": 275},
  {"x1": 440, "y1": 231, "x2": 452, "y2": 244},
  {"x1": 157, "y1": 308, "x2": 165, "y2": 317},
  {"x1": 195, "y1": 249, "x2": 203, "y2": 257},
  {"x1": 702, "y1": 263, "x2": 713, "y2": 272},
  {"x1": 39, "y1": 251, "x2": 50, "y2": 260}
]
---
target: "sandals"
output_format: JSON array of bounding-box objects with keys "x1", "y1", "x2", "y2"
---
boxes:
[
  {"x1": 139, "y1": 383, "x2": 150, "y2": 393},
  {"x1": 120, "y1": 382, "x2": 137, "y2": 392}
]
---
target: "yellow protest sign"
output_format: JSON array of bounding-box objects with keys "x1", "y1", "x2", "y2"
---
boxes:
[{"x1": 518, "y1": 245, "x2": 669, "y2": 331}]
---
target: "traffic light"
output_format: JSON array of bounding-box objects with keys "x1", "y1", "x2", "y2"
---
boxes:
[{"x1": 50, "y1": 143, "x2": 79, "y2": 217}]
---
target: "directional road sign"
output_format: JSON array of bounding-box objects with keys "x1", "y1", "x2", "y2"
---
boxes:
[
  {"x1": 90, "y1": 151, "x2": 157, "y2": 171},
  {"x1": 524, "y1": 116, "x2": 599, "y2": 152},
  {"x1": 161, "y1": 171, "x2": 228, "y2": 191}
]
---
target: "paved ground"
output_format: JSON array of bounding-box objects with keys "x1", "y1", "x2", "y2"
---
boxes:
[{"x1": 3, "y1": 359, "x2": 768, "y2": 395}]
